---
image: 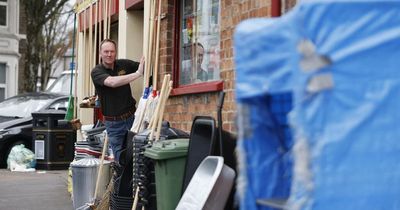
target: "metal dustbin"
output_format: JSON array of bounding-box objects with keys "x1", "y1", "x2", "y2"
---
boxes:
[
  {"x1": 144, "y1": 138, "x2": 189, "y2": 210},
  {"x1": 70, "y1": 158, "x2": 111, "y2": 209}
]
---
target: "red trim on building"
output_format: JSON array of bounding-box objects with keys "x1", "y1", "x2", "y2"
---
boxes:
[
  {"x1": 78, "y1": 0, "x2": 120, "y2": 32},
  {"x1": 172, "y1": 0, "x2": 180, "y2": 88},
  {"x1": 170, "y1": 81, "x2": 224, "y2": 96},
  {"x1": 125, "y1": 0, "x2": 143, "y2": 10},
  {"x1": 271, "y1": 0, "x2": 282, "y2": 17},
  {"x1": 171, "y1": 0, "x2": 225, "y2": 96}
]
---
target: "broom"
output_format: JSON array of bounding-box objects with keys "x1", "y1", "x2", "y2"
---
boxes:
[
  {"x1": 93, "y1": 177, "x2": 114, "y2": 210},
  {"x1": 89, "y1": 134, "x2": 109, "y2": 210},
  {"x1": 65, "y1": 12, "x2": 77, "y2": 121},
  {"x1": 92, "y1": 137, "x2": 114, "y2": 210}
]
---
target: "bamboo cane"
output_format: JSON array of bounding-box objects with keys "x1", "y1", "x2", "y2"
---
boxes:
[
  {"x1": 144, "y1": 0, "x2": 162, "y2": 124},
  {"x1": 148, "y1": 74, "x2": 168, "y2": 132},
  {"x1": 89, "y1": 3, "x2": 94, "y2": 94},
  {"x1": 83, "y1": 9, "x2": 89, "y2": 96},
  {"x1": 107, "y1": 0, "x2": 111, "y2": 38},
  {"x1": 103, "y1": 0, "x2": 107, "y2": 39},
  {"x1": 153, "y1": 0, "x2": 162, "y2": 94},
  {"x1": 98, "y1": 0, "x2": 102, "y2": 63},
  {"x1": 93, "y1": 2, "x2": 98, "y2": 68},
  {"x1": 93, "y1": 134, "x2": 109, "y2": 202},
  {"x1": 132, "y1": 185, "x2": 140, "y2": 210},
  {"x1": 149, "y1": 74, "x2": 169, "y2": 141},
  {"x1": 155, "y1": 80, "x2": 172, "y2": 141},
  {"x1": 131, "y1": 0, "x2": 156, "y2": 133},
  {"x1": 74, "y1": 14, "x2": 80, "y2": 119},
  {"x1": 144, "y1": 0, "x2": 156, "y2": 121}
]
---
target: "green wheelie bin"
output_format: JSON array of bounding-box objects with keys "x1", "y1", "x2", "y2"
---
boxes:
[{"x1": 144, "y1": 138, "x2": 189, "y2": 210}]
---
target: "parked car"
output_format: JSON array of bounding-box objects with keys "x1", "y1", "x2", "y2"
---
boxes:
[{"x1": 0, "y1": 92, "x2": 69, "y2": 168}]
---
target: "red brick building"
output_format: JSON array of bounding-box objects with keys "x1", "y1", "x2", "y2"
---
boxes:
[{"x1": 75, "y1": 0, "x2": 297, "y2": 133}]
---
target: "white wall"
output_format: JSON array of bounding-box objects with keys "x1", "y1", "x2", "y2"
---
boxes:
[
  {"x1": 118, "y1": 0, "x2": 144, "y2": 103},
  {"x1": 0, "y1": 0, "x2": 21, "y2": 100}
]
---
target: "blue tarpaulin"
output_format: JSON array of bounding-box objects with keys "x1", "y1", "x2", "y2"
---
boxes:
[
  {"x1": 234, "y1": 1, "x2": 400, "y2": 210},
  {"x1": 235, "y1": 11, "x2": 299, "y2": 210}
]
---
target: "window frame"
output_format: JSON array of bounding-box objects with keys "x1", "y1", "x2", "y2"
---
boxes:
[
  {"x1": 0, "y1": 0, "x2": 7, "y2": 27},
  {"x1": 171, "y1": 0, "x2": 223, "y2": 96}
]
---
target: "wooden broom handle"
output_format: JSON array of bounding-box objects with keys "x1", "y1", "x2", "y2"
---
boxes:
[
  {"x1": 149, "y1": 74, "x2": 169, "y2": 141},
  {"x1": 94, "y1": 134, "x2": 108, "y2": 201},
  {"x1": 153, "y1": 0, "x2": 162, "y2": 92},
  {"x1": 155, "y1": 80, "x2": 172, "y2": 141}
]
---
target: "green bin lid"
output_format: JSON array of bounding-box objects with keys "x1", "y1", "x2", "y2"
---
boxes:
[{"x1": 144, "y1": 138, "x2": 189, "y2": 160}]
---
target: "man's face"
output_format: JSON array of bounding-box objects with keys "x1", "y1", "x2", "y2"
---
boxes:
[
  {"x1": 197, "y1": 45, "x2": 204, "y2": 66},
  {"x1": 100, "y1": 41, "x2": 116, "y2": 67}
]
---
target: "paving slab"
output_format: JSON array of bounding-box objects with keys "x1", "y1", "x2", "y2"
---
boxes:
[{"x1": 0, "y1": 169, "x2": 73, "y2": 210}]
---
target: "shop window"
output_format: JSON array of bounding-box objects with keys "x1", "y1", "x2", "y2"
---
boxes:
[
  {"x1": 0, "y1": 0, "x2": 7, "y2": 27},
  {"x1": 178, "y1": 0, "x2": 220, "y2": 86},
  {"x1": 0, "y1": 63, "x2": 6, "y2": 101}
]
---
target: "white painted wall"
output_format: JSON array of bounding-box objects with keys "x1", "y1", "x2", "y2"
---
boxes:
[
  {"x1": 0, "y1": 0, "x2": 21, "y2": 100},
  {"x1": 118, "y1": 0, "x2": 144, "y2": 103}
]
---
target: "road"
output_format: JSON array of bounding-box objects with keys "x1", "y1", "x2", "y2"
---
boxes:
[{"x1": 0, "y1": 169, "x2": 73, "y2": 210}]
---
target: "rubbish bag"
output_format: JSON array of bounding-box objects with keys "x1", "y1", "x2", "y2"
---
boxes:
[{"x1": 7, "y1": 144, "x2": 36, "y2": 171}]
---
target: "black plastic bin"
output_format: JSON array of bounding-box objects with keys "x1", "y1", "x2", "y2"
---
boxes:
[{"x1": 32, "y1": 110, "x2": 76, "y2": 170}]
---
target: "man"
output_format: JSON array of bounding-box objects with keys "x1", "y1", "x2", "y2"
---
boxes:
[
  {"x1": 91, "y1": 39, "x2": 144, "y2": 164},
  {"x1": 195, "y1": 42, "x2": 208, "y2": 82},
  {"x1": 180, "y1": 42, "x2": 208, "y2": 85}
]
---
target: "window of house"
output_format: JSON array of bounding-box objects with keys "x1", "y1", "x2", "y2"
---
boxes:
[
  {"x1": 0, "y1": 63, "x2": 6, "y2": 101},
  {"x1": 0, "y1": 0, "x2": 7, "y2": 27},
  {"x1": 179, "y1": 0, "x2": 220, "y2": 86}
]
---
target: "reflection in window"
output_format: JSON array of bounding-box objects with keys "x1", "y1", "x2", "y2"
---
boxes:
[{"x1": 179, "y1": 0, "x2": 220, "y2": 85}]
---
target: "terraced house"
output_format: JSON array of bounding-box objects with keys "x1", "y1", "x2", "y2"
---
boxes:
[{"x1": 0, "y1": 0, "x2": 26, "y2": 101}]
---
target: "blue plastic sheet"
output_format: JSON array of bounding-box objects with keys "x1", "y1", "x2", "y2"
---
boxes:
[
  {"x1": 235, "y1": 11, "x2": 298, "y2": 210},
  {"x1": 234, "y1": 0, "x2": 400, "y2": 210}
]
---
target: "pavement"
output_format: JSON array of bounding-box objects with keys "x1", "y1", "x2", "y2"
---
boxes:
[{"x1": 0, "y1": 169, "x2": 73, "y2": 210}]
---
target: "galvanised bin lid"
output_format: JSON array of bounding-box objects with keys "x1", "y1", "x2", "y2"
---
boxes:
[{"x1": 70, "y1": 157, "x2": 110, "y2": 168}]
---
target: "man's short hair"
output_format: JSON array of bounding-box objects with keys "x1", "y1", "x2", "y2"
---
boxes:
[
  {"x1": 194, "y1": 42, "x2": 204, "y2": 50},
  {"x1": 100, "y1": 39, "x2": 117, "y2": 50}
]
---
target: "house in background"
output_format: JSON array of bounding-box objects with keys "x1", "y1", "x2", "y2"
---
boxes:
[{"x1": 0, "y1": 0, "x2": 26, "y2": 101}]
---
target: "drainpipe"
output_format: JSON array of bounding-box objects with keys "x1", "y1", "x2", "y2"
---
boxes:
[{"x1": 271, "y1": 0, "x2": 281, "y2": 17}]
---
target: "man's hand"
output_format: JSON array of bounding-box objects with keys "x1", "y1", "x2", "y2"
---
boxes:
[
  {"x1": 137, "y1": 56, "x2": 145, "y2": 76},
  {"x1": 103, "y1": 56, "x2": 146, "y2": 88}
]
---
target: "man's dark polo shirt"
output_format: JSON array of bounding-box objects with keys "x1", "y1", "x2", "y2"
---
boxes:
[{"x1": 91, "y1": 59, "x2": 139, "y2": 116}]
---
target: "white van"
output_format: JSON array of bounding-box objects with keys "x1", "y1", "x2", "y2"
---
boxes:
[{"x1": 46, "y1": 70, "x2": 76, "y2": 95}]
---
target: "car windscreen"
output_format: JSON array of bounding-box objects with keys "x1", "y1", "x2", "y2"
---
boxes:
[{"x1": 0, "y1": 95, "x2": 54, "y2": 118}]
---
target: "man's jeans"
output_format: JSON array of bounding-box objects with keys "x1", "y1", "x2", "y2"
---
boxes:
[{"x1": 104, "y1": 115, "x2": 134, "y2": 163}]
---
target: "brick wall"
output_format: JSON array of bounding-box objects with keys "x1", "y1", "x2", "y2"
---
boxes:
[
  {"x1": 158, "y1": 0, "x2": 295, "y2": 134},
  {"x1": 283, "y1": 0, "x2": 297, "y2": 13}
]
